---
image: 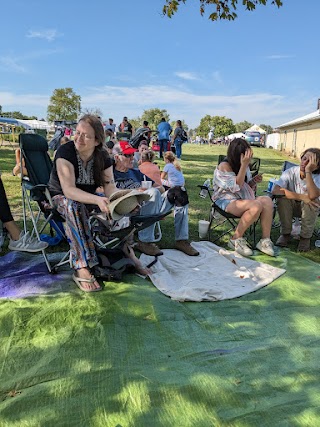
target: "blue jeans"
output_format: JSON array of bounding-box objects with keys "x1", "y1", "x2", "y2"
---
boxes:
[
  {"x1": 138, "y1": 188, "x2": 189, "y2": 242},
  {"x1": 174, "y1": 139, "x2": 182, "y2": 159},
  {"x1": 158, "y1": 139, "x2": 168, "y2": 158}
]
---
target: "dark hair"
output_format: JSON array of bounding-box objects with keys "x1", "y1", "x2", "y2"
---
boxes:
[
  {"x1": 301, "y1": 148, "x2": 320, "y2": 174},
  {"x1": 176, "y1": 120, "x2": 182, "y2": 127},
  {"x1": 78, "y1": 114, "x2": 110, "y2": 186},
  {"x1": 226, "y1": 138, "x2": 251, "y2": 176},
  {"x1": 161, "y1": 117, "x2": 166, "y2": 122},
  {"x1": 143, "y1": 120, "x2": 148, "y2": 126}
]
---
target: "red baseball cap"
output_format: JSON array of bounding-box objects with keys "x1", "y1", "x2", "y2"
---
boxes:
[{"x1": 119, "y1": 140, "x2": 137, "y2": 154}]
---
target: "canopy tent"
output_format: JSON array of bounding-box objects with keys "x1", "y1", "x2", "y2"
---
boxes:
[
  {"x1": 245, "y1": 124, "x2": 266, "y2": 134},
  {"x1": 0, "y1": 117, "x2": 53, "y2": 131},
  {"x1": 18, "y1": 119, "x2": 53, "y2": 131},
  {"x1": 0, "y1": 117, "x2": 32, "y2": 129}
]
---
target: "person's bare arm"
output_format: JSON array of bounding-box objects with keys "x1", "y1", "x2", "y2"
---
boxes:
[
  {"x1": 57, "y1": 158, "x2": 111, "y2": 213},
  {"x1": 305, "y1": 152, "x2": 320, "y2": 200},
  {"x1": 102, "y1": 166, "x2": 118, "y2": 198}
]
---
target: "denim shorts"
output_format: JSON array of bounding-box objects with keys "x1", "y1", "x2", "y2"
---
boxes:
[{"x1": 215, "y1": 198, "x2": 232, "y2": 211}]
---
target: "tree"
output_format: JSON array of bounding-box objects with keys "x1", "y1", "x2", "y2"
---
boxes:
[
  {"x1": 163, "y1": 0, "x2": 283, "y2": 21},
  {"x1": 47, "y1": 88, "x2": 81, "y2": 122},
  {"x1": 197, "y1": 115, "x2": 235, "y2": 138},
  {"x1": 259, "y1": 124, "x2": 273, "y2": 134},
  {"x1": 235, "y1": 121, "x2": 253, "y2": 133},
  {"x1": 141, "y1": 108, "x2": 170, "y2": 130},
  {"x1": 81, "y1": 107, "x2": 103, "y2": 119}
]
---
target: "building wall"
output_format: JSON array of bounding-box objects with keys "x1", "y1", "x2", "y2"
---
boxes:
[{"x1": 279, "y1": 120, "x2": 320, "y2": 158}]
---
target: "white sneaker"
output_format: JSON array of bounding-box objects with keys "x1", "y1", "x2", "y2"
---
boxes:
[
  {"x1": 256, "y1": 238, "x2": 275, "y2": 257},
  {"x1": 8, "y1": 231, "x2": 48, "y2": 253},
  {"x1": 228, "y1": 237, "x2": 253, "y2": 257}
]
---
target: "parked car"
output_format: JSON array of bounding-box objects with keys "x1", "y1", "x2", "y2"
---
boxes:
[{"x1": 244, "y1": 131, "x2": 263, "y2": 147}]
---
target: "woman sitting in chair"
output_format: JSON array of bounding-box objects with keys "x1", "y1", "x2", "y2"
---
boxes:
[
  {"x1": 48, "y1": 114, "x2": 123, "y2": 292},
  {"x1": 213, "y1": 138, "x2": 275, "y2": 257}
]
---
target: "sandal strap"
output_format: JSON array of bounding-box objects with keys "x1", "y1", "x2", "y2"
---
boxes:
[{"x1": 74, "y1": 275, "x2": 95, "y2": 283}]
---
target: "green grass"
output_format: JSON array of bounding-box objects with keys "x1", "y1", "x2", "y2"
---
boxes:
[{"x1": 1, "y1": 143, "x2": 319, "y2": 263}]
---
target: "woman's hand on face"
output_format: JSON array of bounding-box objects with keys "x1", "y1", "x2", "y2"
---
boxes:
[
  {"x1": 305, "y1": 153, "x2": 318, "y2": 173},
  {"x1": 240, "y1": 148, "x2": 252, "y2": 167}
]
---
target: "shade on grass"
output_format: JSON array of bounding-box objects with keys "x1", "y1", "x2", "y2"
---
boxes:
[{"x1": 0, "y1": 249, "x2": 320, "y2": 426}]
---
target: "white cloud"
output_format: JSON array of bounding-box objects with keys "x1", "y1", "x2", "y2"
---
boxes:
[
  {"x1": 175, "y1": 71, "x2": 199, "y2": 80},
  {"x1": 26, "y1": 29, "x2": 62, "y2": 42},
  {"x1": 0, "y1": 57, "x2": 26, "y2": 73},
  {"x1": 264, "y1": 54, "x2": 295, "y2": 60},
  {"x1": 1, "y1": 85, "x2": 314, "y2": 129}
]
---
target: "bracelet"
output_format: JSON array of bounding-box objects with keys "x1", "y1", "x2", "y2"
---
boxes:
[{"x1": 305, "y1": 172, "x2": 312, "y2": 175}]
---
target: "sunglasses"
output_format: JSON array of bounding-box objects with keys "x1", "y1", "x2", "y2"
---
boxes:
[{"x1": 123, "y1": 153, "x2": 134, "y2": 158}]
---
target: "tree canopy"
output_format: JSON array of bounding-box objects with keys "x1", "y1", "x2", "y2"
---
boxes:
[
  {"x1": 197, "y1": 115, "x2": 235, "y2": 138},
  {"x1": 163, "y1": 0, "x2": 283, "y2": 22},
  {"x1": 47, "y1": 88, "x2": 81, "y2": 122},
  {"x1": 234, "y1": 121, "x2": 253, "y2": 133}
]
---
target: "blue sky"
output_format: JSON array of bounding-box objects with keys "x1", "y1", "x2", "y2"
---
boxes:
[{"x1": 0, "y1": 0, "x2": 319, "y2": 129}]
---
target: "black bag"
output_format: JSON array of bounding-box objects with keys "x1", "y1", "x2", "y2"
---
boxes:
[
  {"x1": 93, "y1": 247, "x2": 136, "y2": 281},
  {"x1": 180, "y1": 129, "x2": 188, "y2": 142},
  {"x1": 167, "y1": 186, "x2": 189, "y2": 207}
]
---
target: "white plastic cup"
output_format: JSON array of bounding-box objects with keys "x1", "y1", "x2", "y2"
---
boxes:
[
  {"x1": 141, "y1": 181, "x2": 152, "y2": 189},
  {"x1": 198, "y1": 220, "x2": 210, "y2": 239}
]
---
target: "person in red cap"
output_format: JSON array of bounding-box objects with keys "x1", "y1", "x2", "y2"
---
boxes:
[{"x1": 113, "y1": 142, "x2": 199, "y2": 257}]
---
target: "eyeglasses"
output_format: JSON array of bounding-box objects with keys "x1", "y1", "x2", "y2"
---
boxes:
[
  {"x1": 122, "y1": 153, "x2": 134, "y2": 158},
  {"x1": 75, "y1": 131, "x2": 95, "y2": 141}
]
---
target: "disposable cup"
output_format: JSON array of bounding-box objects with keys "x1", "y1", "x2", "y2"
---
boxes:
[
  {"x1": 198, "y1": 220, "x2": 210, "y2": 239},
  {"x1": 141, "y1": 181, "x2": 152, "y2": 189}
]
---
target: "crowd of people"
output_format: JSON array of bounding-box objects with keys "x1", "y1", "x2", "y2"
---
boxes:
[{"x1": 1, "y1": 115, "x2": 320, "y2": 293}]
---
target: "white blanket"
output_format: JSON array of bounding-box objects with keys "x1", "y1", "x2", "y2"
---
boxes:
[{"x1": 140, "y1": 241, "x2": 286, "y2": 302}]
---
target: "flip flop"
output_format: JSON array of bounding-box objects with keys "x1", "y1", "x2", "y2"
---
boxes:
[{"x1": 72, "y1": 273, "x2": 102, "y2": 292}]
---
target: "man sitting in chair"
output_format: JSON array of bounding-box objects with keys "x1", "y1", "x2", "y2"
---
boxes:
[
  {"x1": 113, "y1": 141, "x2": 199, "y2": 257},
  {"x1": 272, "y1": 148, "x2": 320, "y2": 252}
]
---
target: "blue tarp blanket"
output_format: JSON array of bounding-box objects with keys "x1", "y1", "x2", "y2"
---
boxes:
[{"x1": 0, "y1": 251, "x2": 73, "y2": 299}]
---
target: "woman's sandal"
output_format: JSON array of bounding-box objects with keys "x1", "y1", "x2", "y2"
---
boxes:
[{"x1": 72, "y1": 274, "x2": 102, "y2": 292}]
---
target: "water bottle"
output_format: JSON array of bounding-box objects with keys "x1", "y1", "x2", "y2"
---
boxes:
[
  {"x1": 199, "y1": 179, "x2": 211, "y2": 198},
  {"x1": 291, "y1": 218, "x2": 301, "y2": 239}
]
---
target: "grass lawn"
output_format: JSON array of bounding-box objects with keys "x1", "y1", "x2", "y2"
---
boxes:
[{"x1": 1, "y1": 142, "x2": 319, "y2": 263}]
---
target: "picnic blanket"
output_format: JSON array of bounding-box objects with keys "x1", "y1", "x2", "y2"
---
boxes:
[{"x1": 140, "y1": 241, "x2": 286, "y2": 301}]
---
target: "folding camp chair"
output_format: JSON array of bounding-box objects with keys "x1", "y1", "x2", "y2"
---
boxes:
[
  {"x1": 20, "y1": 134, "x2": 171, "y2": 274},
  {"x1": 198, "y1": 155, "x2": 261, "y2": 245},
  {"x1": 198, "y1": 184, "x2": 256, "y2": 245},
  {"x1": 19, "y1": 133, "x2": 69, "y2": 273}
]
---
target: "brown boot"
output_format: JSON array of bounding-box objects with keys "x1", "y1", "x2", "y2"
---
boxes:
[
  {"x1": 276, "y1": 234, "x2": 291, "y2": 247},
  {"x1": 175, "y1": 240, "x2": 199, "y2": 256},
  {"x1": 135, "y1": 242, "x2": 163, "y2": 256},
  {"x1": 297, "y1": 237, "x2": 310, "y2": 252}
]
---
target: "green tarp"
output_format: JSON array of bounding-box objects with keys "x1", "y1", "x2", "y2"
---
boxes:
[{"x1": 1, "y1": 249, "x2": 320, "y2": 426}]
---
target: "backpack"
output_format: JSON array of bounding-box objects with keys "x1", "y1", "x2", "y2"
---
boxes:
[{"x1": 180, "y1": 129, "x2": 188, "y2": 142}]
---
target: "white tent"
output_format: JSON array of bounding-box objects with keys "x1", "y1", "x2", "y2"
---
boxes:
[
  {"x1": 18, "y1": 119, "x2": 53, "y2": 131},
  {"x1": 245, "y1": 124, "x2": 266, "y2": 134}
]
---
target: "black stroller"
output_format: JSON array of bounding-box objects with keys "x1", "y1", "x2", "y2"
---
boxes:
[
  {"x1": 48, "y1": 127, "x2": 65, "y2": 151},
  {"x1": 129, "y1": 128, "x2": 158, "y2": 149}
]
